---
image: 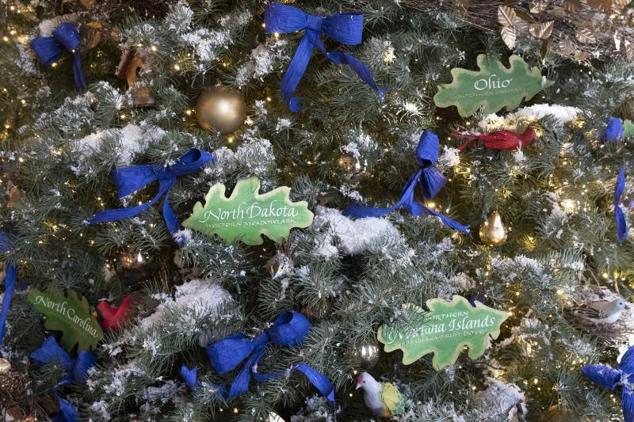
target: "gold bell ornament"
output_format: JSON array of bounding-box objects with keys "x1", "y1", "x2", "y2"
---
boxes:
[
  {"x1": 196, "y1": 85, "x2": 247, "y2": 134},
  {"x1": 479, "y1": 210, "x2": 508, "y2": 246}
]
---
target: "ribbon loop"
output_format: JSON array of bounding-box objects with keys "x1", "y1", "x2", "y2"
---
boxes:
[
  {"x1": 204, "y1": 311, "x2": 335, "y2": 402},
  {"x1": 86, "y1": 149, "x2": 213, "y2": 243},
  {"x1": 265, "y1": 3, "x2": 383, "y2": 112},
  {"x1": 344, "y1": 130, "x2": 469, "y2": 233},
  {"x1": 31, "y1": 22, "x2": 87, "y2": 91}
]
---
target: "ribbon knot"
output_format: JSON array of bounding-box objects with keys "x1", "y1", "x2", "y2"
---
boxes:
[
  {"x1": 344, "y1": 130, "x2": 470, "y2": 234},
  {"x1": 305, "y1": 15, "x2": 323, "y2": 32},
  {"x1": 184, "y1": 311, "x2": 335, "y2": 402},
  {"x1": 30, "y1": 22, "x2": 87, "y2": 91},
  {"x1": 86, "y1": 149, "x2": 214, "y2": 243},
  {"x1": 265, "y1": 3, "x2": 384, "y2": 112}
]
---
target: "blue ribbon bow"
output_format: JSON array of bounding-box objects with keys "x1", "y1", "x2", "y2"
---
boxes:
[
  {"x1": 30, "y1": 22, "x2": 87, "y2": 91},
  {"x1": 264, "y1": 3, "x2": 384, "y2": 112},
  {"x1": 582, "y1": 344, "x2": 634, "y2": 422},
  {"x1": 31, "y1": 336, "x2": 94, "y2": 422},
  {"x1": 31, "y1": 336, "x2": 95, "y2": 385},
  {"x1": 344, "y1": 130, "x2": 470, "y2": 233},
  {"x1": 182, "y1": 311, "x2": 335, "y2": 402},
  {"x1": 86, "y1": 149, "x2": 214, "y2": 243},
  {"x1": 615, "y1": 167, "x2": 629, "y2": 243},
  {"x1": 0, "y1": 232, "x2": 16, "y2": 346}
]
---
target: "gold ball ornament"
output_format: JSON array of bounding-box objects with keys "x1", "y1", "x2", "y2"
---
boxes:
[
  {"x1": 479, "y1": 211, "x2": 508, "y2": 246},
  {"x1": 196, "y1": 85, "x2": 247, "y2": 134},
  {"x1": 349, "y1": 338, "x2": 381, "y2": 368},
  {"x1": 0, "y1": 357, "x2": 11, "y2": 374}
]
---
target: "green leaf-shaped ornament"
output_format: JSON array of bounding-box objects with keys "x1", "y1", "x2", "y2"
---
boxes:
[
  {"x1": 433, "y1": 54, "x2": 553, "y2": 117},
  {"x1": 28, "y1": 288, "x2": 104, "y2": 351},
  {"x1": 183, "y1": 177, "x2": 314, "y2": 245},
  {"x1": 377, "y1": 296, "x2": 509, "y2": 370}
]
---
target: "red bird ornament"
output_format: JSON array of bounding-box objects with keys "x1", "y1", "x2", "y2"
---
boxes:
[
  {"x1": 97, "y1": 294, "x2": 133, "y2": 330},
  {"x1": 451, "y1": 127, "x2": 537, "y2": 152}
]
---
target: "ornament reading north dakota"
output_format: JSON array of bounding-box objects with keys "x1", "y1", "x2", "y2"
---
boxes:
[
  {"x1": 433, "y1": 54, "x2": 552, "y2": 117},
  {"x1": 28, "y1": 288, "x2": 104, "y2": 351},
  {"x1": 377, "y1": 296, "x2": 509, "y2": 370},
  {"x1": 184, "y1": 177, "x2": 314, "y2": 245}
]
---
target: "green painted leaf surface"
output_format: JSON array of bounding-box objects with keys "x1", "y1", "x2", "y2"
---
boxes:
[
  {"x1": 377, "y1": 295, "x2": 509, "y2": 370},
  {"x1": 433, "y1": 54, "x2": 553, "y2": 117},
  {"x1": 183, "y1": 177, "x2": 314, "y2": 245},
  {"x1": 28, "y1": 288, "x2": 103, "y2": 351},
  {"x1": 624, "y1": 119, "x2": 634, "y2": 138}
]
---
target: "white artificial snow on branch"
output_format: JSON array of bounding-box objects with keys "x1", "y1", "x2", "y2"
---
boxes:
[
  {"x1": 74, "y1": 122, "x2": 166, "y2": 167},
  {"x1": 312, "y1": 206, "x2": 408, "y2": 258},
  {"x1": 479, "y1": 103, "x2": 581, "y2": 131},
  {"x1": 139, "y1": 279, "x2": 233, "y2": 331}
]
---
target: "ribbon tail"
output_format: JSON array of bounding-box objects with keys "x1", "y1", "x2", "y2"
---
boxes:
[
  {"x1": 343, "y1": 170, "x2": 421, "y2": 219},
  {"x1": 294, "y1": 363, "x2": 336, "y2": 402},
  {"x1": 420, "y1": 167, "x2": 447, "y2": 200},
  {"x1": 342, "y1": 203, "x2": 395, "y2": 218},
  {"x1": 423, "y1": 207, "x2": 470, "y2": 234},
  {"x1": 86, "y1": 180, "x2": 171, "y2": 226},
  {"x1": 0, "y1": 264, "x2": 16, "y2": 345},
  {"x1": 72, "y1": 54, "x2": 87, "y2": 91},
  {"x1": 616, "y1": 207, "x2": 628, "y2": 242},
  {"x1": 52, "y1": 397, "x2": 79, "y2": 422},
  {"x1": 227, "y1": 350, "x2": 263, "y2": 400},
  {"x1": 326, "y1": 50, "x2": 385, "y2": 98},
  {"x1": 280, "y1": 34, "x2": 315, "y2": 112},
  {"x1": 162, "y1": 193, "x2": 180, "y2": 236}
]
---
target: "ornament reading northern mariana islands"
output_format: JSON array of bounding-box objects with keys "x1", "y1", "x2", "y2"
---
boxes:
[
  {"x1": 433, "y1": 55, "x2": 553, "y2": 117},
  {"x1": 377, "y1": 296, "x2": 509, "y2": 370},
  {"x1": 183, "y1": 177, "x2": 314, "y2": 245}
]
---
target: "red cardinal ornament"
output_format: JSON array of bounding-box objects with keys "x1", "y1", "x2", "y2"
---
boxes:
[
  {"x1": 97, "y1": 295, "x2": 133, "y2": 330},
  {"x1": 451, "y1": 127, "x2": 537, "y2": 152}
]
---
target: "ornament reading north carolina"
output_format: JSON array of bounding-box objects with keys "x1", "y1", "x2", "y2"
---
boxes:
[
  {"x1": 433, "y1": 54, "x2": 553, "y2": 117},
  {"x1": 184, "y1": 177, "x2": 314, "y2": 245},
  {"x1": 377, "y1": 296, "x2": 509, "y2": 370}
]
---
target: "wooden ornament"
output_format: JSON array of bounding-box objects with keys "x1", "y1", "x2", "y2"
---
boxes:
[{"x1": 116, "y1": 48, "x2": 155, "y2": 107}]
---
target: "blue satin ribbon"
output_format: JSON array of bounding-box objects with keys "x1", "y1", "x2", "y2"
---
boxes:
[
  {"x1": 30, "y1": 22, "x2": 87, "y2": 91},
  {"x1": 31, "y1": 336, "x2": 94, "y2": 422},
  {"x1": 344, "y1": 130, "x2": 470, "y2": 233},
  {"x1": 184, "y1": 311, "x2": 335, "y2": 402},
  {"x1": 264, "y1": 3, "x2": 384, "y2": 112},
  {"x1": 603, "y1": 116, "x2": 625, "y2": 143},
  {"x1": 582, "y1": 344, "x2": 634, "y2": 422},
  {"x1": 31, "y1": 336, "x2": 95, "y2": 385},
  {"x1": 86, "y1": 149, "x2": 214, "y2": 243},
  {"x1": 53, "y1": 397, "x2": 80, "y2": 422},
  {"x1": 0, "y1": 232, "x2": 15, "y2": 346},
  {"x1": 615, "y1": 167, "x2": 628, "y2": 243}
]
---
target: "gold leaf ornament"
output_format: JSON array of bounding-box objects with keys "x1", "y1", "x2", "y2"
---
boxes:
[
  {"x1": 576, "y1": 28, "x2": 597, "y2": 44},
  {"x1": 529, "y1": 21, "x2": 554, "y2": 39},
  {"x1": 497, "y1": 5, "x2": 518, "y2": 27},
  {"x1": 497, "y1": 6, "x2": 519, "y2": 49}
]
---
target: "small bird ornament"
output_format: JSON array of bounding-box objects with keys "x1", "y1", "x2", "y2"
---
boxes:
[
  {"x1": 572, "y1": 297, "x2": 629, "y2": 325},
  {"x1": 355, "y1": 372, "x2": 404, "y2": 418},
  {"x1": 451, "y1": 127, "x2": 537, "y2": 152}
]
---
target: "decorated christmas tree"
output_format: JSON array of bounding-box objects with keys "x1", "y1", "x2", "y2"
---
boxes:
[{"x1": 1, "y1": 1, "x2": 634, "y2": 421}]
